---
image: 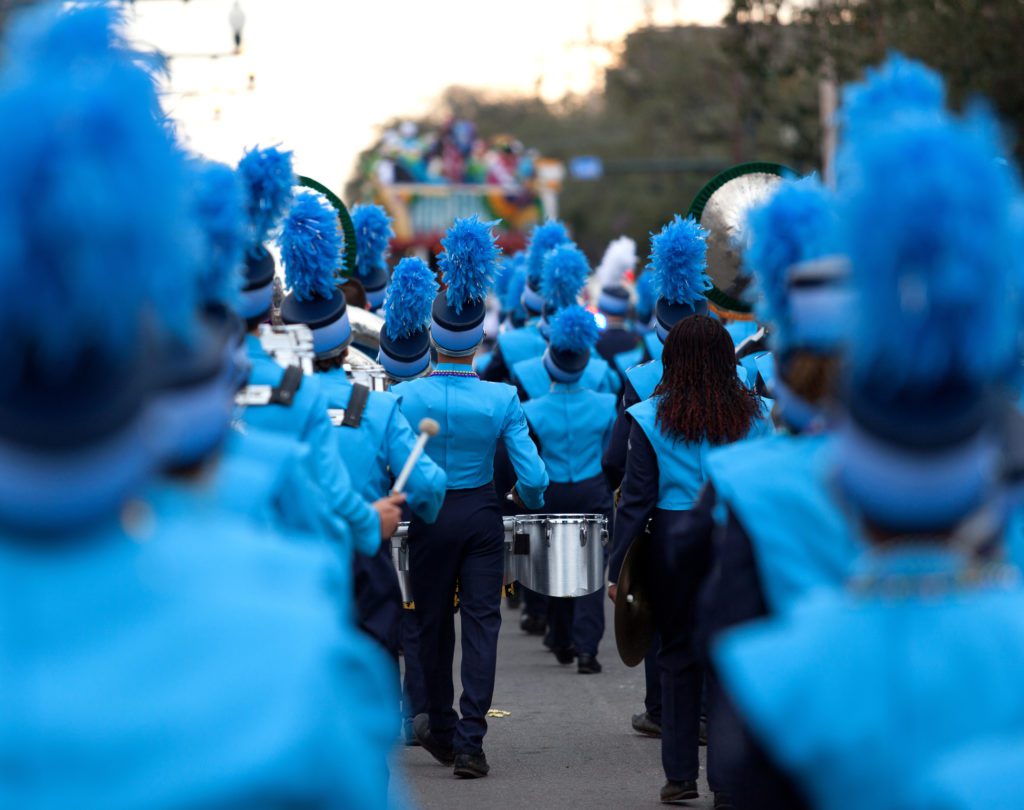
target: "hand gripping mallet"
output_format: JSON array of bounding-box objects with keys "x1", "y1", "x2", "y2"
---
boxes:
[{"x1": 392, "y1": 418, "x2": 440, "y2": 495}]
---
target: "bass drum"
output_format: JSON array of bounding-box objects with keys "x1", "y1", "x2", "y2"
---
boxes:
[{"x1": 512, "y1": 514, "x2": 608, "y2": 598}]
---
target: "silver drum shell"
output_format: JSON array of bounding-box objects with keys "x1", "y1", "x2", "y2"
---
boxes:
[{"x1": 512, "y1": 514, "x2": 608, "y2": 598}]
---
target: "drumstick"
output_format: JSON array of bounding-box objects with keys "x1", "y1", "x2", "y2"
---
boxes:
[{"x1": 392, "y1": 418, "x2": 440, "y2": 495}]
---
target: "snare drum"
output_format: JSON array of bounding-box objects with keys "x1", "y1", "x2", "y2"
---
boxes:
[{"x1": 512, "y1": 514, "x2": 608, "y2": 598}]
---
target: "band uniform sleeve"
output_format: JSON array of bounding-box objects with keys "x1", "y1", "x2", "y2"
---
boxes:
[
  {"x1": 603, "y1": 375, "x2": 641, "y2": 490},
  {"x1": 302, "y1": 390, "x2": 381, "y2": 556},
  {"x1": 384, "y1": 403, "x2": 447, "y2": 524},
  {"x1": 500, "y1": 393, "x2": 549, "y2": 510},
  {"x1": 607, "y1": 419, "x2": 659, "y2": 583}
]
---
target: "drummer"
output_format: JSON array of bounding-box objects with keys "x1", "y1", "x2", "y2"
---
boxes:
[
  {"x1": 276, "y1": 193, "x2": 447, "y2": 658},
  {"x1": 393, "y1": 217, "x2": 548, "y2": 779},
  {"x1": 608, "y1": 215, "x2": 768, "y2": 806},
  {"x1": 522, "y1": 306, "x2": 617, "y2": 673}
]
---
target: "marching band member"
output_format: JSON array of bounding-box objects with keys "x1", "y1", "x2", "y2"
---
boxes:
[
  {"x1": 351, "y1": 203, "x2": 395, "y2": 312},
  {"x1": 378, "y1": 255, "x2": 445, "y2": 743},
  {"x1": 233, "y1": 147, "x2": 404, "y2": 560},
  {"x1": 694, "y1": 175, "x2": 858, "y2": 809},
  {"x1": 714, "y1": 56, "x2": 1024, "y2": 810},
  {"x1": 482, "y1": 219, "x2": 570, "y2": 383},
  {"x1": 277, "y1": 191, "x2": 447, "y2": 657},
  {"x1": 522, "y1": 305, "x2": 617, "y2": 672},
  {"x1": 615, "y1": 270, "x2": 659, "y2": 383},
  {"x1": 594, "y1": 236, "x2": 643, "y2": 377},
  {"x1": 512, "y1": 242, "x2": 620, "y2": 401},
  {"x1": 608, "y1": 215, "x2": 768, "y2": 806},
  {"x1": 0, "y1": 6, "x2": 396, "y2": 806},
  {"x1": 394, "y1": 217, "x2": 548, "y2": 779}
]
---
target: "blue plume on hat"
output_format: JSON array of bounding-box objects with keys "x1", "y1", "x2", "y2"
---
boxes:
[
  {"x1": 745, "y1": 175, "x2": 839, "y2": 341},
  {"x1": 549, "y1": 305, "x2": 599, "y2": 354},
  {"x1": 278, "y1": 190, "x2": 342, "y2": 302},
  {"x1": 541, "y1": 243, "x2": 589, "y2": 311},
  {"x1": 635, "y1": 271, "x2": 658, "y2": 321},
  {"x1": 495, "y1": 253, "x2": 519, "y2": 302},
  {"x1": 504, "y1": 262, "x2": 528, "y2": 316},
  {"x1": 384, "y1": 257, "x2": 438, "y2": 340},
  {"x1": 351, "y1": 203, "x2": 394, "y2": 280},
  {"x1": 237, "y1": 145, "x2": 295, "y2": 253},
  {"x1": 190, "y1": 159, "x2": 246, "y2": 308},
  {"x1": 840, "y1": 53, "x2": 945, "y2": 137},
  {"x1": 0, "y1": 2, "x2": 198, "y2": 374},
  {"x1": 841, "y1": 107, "x2": 1021, "y2": 392},
  {"x1": 439, "y1": 216, "x2": 502, "y2": 312},
  {"x1": 526, "y1": 220, "x2": 570, "y2": 287},
  {"x1": 647, "y1": 215, "x2": 710, "y2": 306}
]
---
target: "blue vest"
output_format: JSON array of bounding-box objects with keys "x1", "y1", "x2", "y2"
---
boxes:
[
  {"x1": 523, "y1": 386, "x2": 617, "y2": 483},
  {"x1": 513, "y1": 355, "x2": 618, "y2": 401},
  {"x1": 706, "y1": 434, "x2": 862, "y2": 613},
  {"x1": 240, "y1": 337, "x2": 380, "y2": 556},
  {"x1": 726, "y1": 320, "x2": 759, "y2": 346},
  {"x1": 497, "y1": 324, "x2": 546, "y2": 369},
  {"x1": 393, "y1": 365, "x2": 549, "y2": 509},
  {"x1": 626, "y1": 359, "x2": 663, "y2": 402},
  {"x1": 906, "y1": 737, "x2": 1024, "y2": 809},
  {"x1": 0, "y1": 490, "x2": 398, "y2": 809},
  {"x1": 614, "y1": 344, "x2": 645, "y2": 379},
  {"x1": 628, "y1": 397, "x2": 711, "y2": 510},
  {"x1": 715, "y1": 549, "x2": 1024, "y2": 810},
  {"x1": 318, "y1": 367, "x2": 447, "y2": 523},
  {"x1": 643, "y1": 331, "x2": 663, "y2": 363}
]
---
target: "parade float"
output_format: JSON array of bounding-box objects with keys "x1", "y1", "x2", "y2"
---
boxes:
[{"x1": 352, "y1": 120, "x2": 564, "y2": 254}]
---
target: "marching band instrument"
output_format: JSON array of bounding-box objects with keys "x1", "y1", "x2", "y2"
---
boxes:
[
  {"x1": 688, "y1": 162, "x2": 790, "y2": 316},
  {"x1": 512, "y1": 514, "x2": 608, "y2": 598},
  {"x1": 614, "y1": 527, "x2": 656, "y2": 667}
]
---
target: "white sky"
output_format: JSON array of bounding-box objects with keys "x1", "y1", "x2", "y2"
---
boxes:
[{"x1": 126, "y1": 0, "x2": 727, "y2": 193}]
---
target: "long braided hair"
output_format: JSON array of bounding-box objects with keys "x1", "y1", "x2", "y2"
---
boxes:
[{"x1": 654, "y1": 315, "x2": 762, "y2": 444}]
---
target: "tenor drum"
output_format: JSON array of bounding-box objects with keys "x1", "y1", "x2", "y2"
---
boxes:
[
  {"x1": 512, "y1": 514, "x2": 608, "y2": 598},
  {"x1": 392, "y1": 519, "x2": 517, "y2": 603}
]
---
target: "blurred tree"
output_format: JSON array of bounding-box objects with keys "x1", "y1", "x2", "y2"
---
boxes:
[{"x1": 347, "y1": 23, "x2": 818, "y2": 261}]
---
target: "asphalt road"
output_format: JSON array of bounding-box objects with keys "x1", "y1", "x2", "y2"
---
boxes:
[{"x1": 393, "y1": 597, "x2": 713, "y2": 810}]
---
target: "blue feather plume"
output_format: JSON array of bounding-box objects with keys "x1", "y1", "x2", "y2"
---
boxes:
[
  {"x1": 351, "y1": 203, "x2": 394, "y2": 280},
  {"x1": 647, "y1": 215, "x2": 710, "y2": 306},
  {"x1": 190, "y1": 159, "x2": 247, "y2": 308},
  {"x1": 840, "y1": 53, "x2": 945, "y2": 138},
  {"x1": 541, "y1": 243, "x2": 589, "y2": 311},
  {"x1": 384, "y1": 257, "x2": 438, "y2": 340},
  {"x1": 504, "y1": 263, "x2": 528, "y2": 320},
  {"x1": 439, "y1": 216, "x2": 502, "y2": 312},
  {"x1": 0, "y1": 2, "x2": 199, "y2": 377},
  {"x1": 237, "y1": 145, "x2": 295, "y2": 253},
  {"x1": 549, "y1": 305, "x2": 599, "y2": 354},
  {"x1": 745, "y1": 176, "x2": 839, "y2": 347},
  {"x1": 526, "y1": 220, "x2": 570, "y2": 287},
  {"x1": 635, "y1": 271, "x2": 658, "y2": 321},
  {"x1": 840, "y1": 106, "x2": 1021, "y2": 391},
  {"x1": 494, "y1": 253, "x2": 520, "y2": 302},
  {"x1": 278, "y1": 190, "x2": 342, "y2": 302}
]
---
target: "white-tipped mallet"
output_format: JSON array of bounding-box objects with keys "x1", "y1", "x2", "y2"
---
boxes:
[{"x1": 392, "y1": 418, "x2": 440, "y2": 495}]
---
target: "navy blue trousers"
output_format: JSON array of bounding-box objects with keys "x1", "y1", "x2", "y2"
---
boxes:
[
  {"x1": 649, "y1": 508, "x2": 710, "y2": 783},
  {"x1": 543, "y1": 475, "x2": 612, "y2": 657},
  {"x1": 401, "y1": 609, "x2": 428, "y2": 718},
  {"x1": 645, "y1": 634, "x2": 663, "y2": 723},
  {"x1": 409, "y1": 485, "x2": 504, "y2": 755}
]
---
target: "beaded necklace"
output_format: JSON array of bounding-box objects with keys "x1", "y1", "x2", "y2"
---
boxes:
[{"x1": 430, "y1": 369, "x2": 478, "y2": 379}]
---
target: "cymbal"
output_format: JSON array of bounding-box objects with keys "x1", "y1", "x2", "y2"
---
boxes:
[
  {"x1": 614, "y1": 530, "x2": 656, "y2": 668},
  {"x1": 688, "y1": 162, "x2": 790, "y2": 315}
]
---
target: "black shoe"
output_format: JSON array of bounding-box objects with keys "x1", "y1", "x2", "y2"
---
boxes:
[
  {"x1": 577, "y1": 654, "x2": 602, "y2": 674},
  {"x1": 453, "y1": 751, "x2": 490, "y2": 779},
  {"x1": 631, "y1": 711, "x2": 662, "y2": 738},
  {"x1": 713, "y1": 792, "x2": 735, "y2": 809},
  {"x1": 520, "y1": 613, "x2": 546, "y2": 636},
  {"x1": 413, "y1": 714, "x2": 454, "y2": 766},
  {"x1": 660, "y1": 780, "x2": 699, "y2": 803},
  {"x1": 553, "y1": 646, "x2": 576, "y2": 665}
]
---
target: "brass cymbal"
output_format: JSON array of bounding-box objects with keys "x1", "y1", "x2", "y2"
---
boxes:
[{"x1": 614, "y1": 530, "x2": 656, "y2": 668}]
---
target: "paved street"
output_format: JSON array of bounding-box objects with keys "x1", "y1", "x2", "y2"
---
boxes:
[{"x1": 394, "y1": 598, "x2": 713, "y2": 809}]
